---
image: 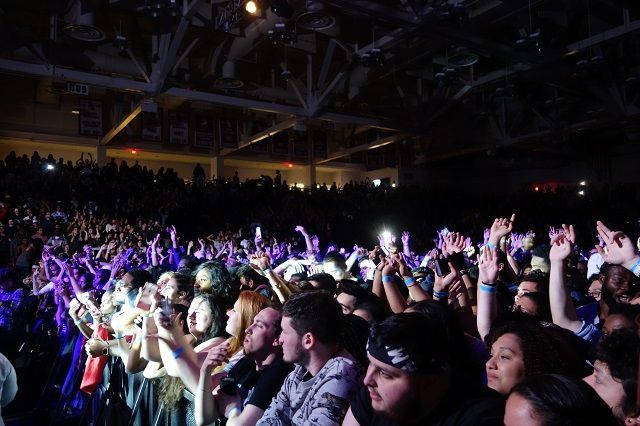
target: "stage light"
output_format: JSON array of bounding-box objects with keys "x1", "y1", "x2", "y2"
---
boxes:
[
  {"x1": 46, "y1": 164, "x2": 55, "y2": 171},
  {"x1": 287, "y1": 163, "x2": 293, "y2": 168},
  {"x1": 295, "y1": 183, "x2": 304, "y2": 189},
  {"x1": 579, "y1": 181, "x2": 586, "y2": 186},
  {"x1": 245, "y1": 0, "x2": 258, "y2": 14},
  {"x1": 131, "y1": 148, "x2": 138, "y2": 154},
  {"x1": 71, "y1": 108, "x2": 80, "y2": 115},
  {"x1": 391, "y1": 182, "x2": 397, "y2": 188},
  {"x1": 534, "y1": 186, "x2": 540, "y2": 192},
  {"x1": 578, "y1": 190, "x2": 585, "y2": 196},
  {"x1": 372, "y1": 179, "x2": 381, "y2": 187}
]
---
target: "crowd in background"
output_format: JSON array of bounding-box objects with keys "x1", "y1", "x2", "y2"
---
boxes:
[{"x1": 1, "y1": 151, "x2": 640, "y2": 425}]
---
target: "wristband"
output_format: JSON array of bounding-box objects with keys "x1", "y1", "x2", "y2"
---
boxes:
[
  {"x1": 172, "y1": 346, "x2": 185, "y2": 359},
  {"x1": 381, "y1": 275, "x2": 394, "y2": 283},
  {"x1": 433, "y1": 290, "x2": 449, "y2": 299},
  {"x1": 479, "y1": 283, "x2": 497, "y2": 294},
  {"x1": 261, "y1": 266, "x2": 272, "y2": 272},
  {"x1": 628, "y1": 258, "x2": 640, "y2": 277},
  {"x1": 485, "y1": 242, "x2": 496, "y2": 250},
  {"x1": 227, "y1": 407, "x2": 241, "y2": 418},
  {"x1": 403, "y1": 277, "x2": 416, "y2": 287}
]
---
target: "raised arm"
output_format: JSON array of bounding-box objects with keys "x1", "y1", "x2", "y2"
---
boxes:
[
  {"x1": 295, "y1": 226, "x2": 314, "y2": 254},
  {"x1": 380, "y1": 257, "x2": 407, "y2": 314},
  {"x1": 476, "y1": 247, "x2": 500, "y2": 341},
  {"x1": 401, "y1": 231, "x2": 411, "y2": 257},
  {"x1": 548, "y1": 226, "x2": 582, "y2": 332}
]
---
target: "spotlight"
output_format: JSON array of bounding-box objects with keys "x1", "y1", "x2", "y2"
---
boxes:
[
  {"x1": 245, "y1": 0, "x2": 258, "y2": 14},
  {"x1": 46, "y1": 164, "x2": 55, "y2": 171},
  {"x1": 372, "y1": 179, "x2": 381, "y2": 187},
  {"x1": 287, "y1": 163, "x2": 293, "y2": 168},
  {"x1": 578, "y1": 190, "x2": 585, "y2": 196},
  {"x1": 270, "y1": 0, "x2": 294, "y2": 18},
  {"x1": 391, "y1": 182, "x2": 397, "y2": 188},
  {"x1": 131, "y1": 148, "x2": 138, "y2": 155},
  {"x1": 579, "y1": 181, "x2": 586, "y2": 186},
  {"x1": 71, "y1": 108, "x2": 80, "y2": 115},
  {"x1": 534, "y1": 186, "x2": 540, "y2": 192}
]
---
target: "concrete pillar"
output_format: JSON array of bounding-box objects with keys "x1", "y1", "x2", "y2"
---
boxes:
[
  {"x1": 307, "y1": 162, "x2": 316, "y2": 187},
  {"x1": 210, "y1": 156, "x2": 224, "y2": 180},
  {"x1": 96, "y1": 145, "x2": 107, "y2": 167}
]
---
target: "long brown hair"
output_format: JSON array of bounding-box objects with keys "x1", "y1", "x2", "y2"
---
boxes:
[{"x1": 227, "y1": 291, "x2": 271, "y2": 355}]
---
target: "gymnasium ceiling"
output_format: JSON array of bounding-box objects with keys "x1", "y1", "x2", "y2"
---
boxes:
[{"x1": 0, "y1": 0, "x2": 640, "y2": 168}]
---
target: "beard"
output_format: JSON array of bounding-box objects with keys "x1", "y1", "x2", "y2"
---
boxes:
[{"x1": 372, "y1": 391, "x2": 423, "y2": 423}]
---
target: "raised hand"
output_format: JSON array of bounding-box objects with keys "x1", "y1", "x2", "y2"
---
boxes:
[
  {"x1": 401, "y1": 231, "x2": 410, "y2": 245},
  {"x1": 561, "y1": 224, "x2": 576, "y2": 244},
  {"x1": 381, "y1": 257, "x2": 399, "y2": 276},
  {"x1": 549, "y1": 234, "x2": 573, "y2": 262},
  {"x1": 510, "y1": 233, "x2": 524, "y2": 253},
  {"x1": 200, "y1": 342, "x2": 231, "y2": 372},
  {"x1": 443, "y1": 232, "x2": 465, "y2": 255},
  {"x1": 434, "y1": 261, "x2": 459, "y2": 293},
  {"x1": 478, "y1": 247, "x2": 499, "y2": 284},
  {"x1": 489, "y1": 213, "x2": 516, "y2": 245},
  {"x1": 294, "y1": 225, "x2": 308, "y2": 236},
  {"x1": 595, "y1": 221, "x2": 639, "y2": 269}
]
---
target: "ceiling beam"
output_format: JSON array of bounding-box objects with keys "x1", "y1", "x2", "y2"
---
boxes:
[
  {"x1": 220, "y1": 118, "x2": 298, "y2": 156},
  {"x1": 566, "y1": 18, "x2": 640, "y2": 52},
  {"x1": 323, "y1": 0, "x2": 419, "y2": 25},
  {"x1": 0, "y1": 58, "x2": 151, "y2": 92},
  {"x1": 149, "y1": 0, "x2": 207, "y2": 93},
  {"x1": 316, "y1": 133, "x2": 409, "y2": 164},
  {"x1": 100, "y1": 103, "x2": 143, "y2": 146}
]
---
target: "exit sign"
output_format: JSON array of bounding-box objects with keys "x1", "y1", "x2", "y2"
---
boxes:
[{"x1": 67, "y1": 82, "x2": 89, "y2": 95}]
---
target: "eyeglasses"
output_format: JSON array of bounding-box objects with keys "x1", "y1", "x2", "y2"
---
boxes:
[{"x1": 587, "y1": 290, "x2": 601, "y2": 298}]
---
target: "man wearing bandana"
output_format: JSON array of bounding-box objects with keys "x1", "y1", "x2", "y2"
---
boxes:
[{"x1": 343, "y1": 313, "x2": 504, "y2": 425}]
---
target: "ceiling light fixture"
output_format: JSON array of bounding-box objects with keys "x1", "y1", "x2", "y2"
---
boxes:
[{"x1": 245, "y1": 0, "x2": 258, "y2": 14}]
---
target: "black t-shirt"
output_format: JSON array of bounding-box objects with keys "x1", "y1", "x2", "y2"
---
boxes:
[
  {"x1": 350, "y1": 375, "x2": 504, "y2": 426},
  {"x1": 227, "y1": 356, "x2": 292, "y2": 410}
]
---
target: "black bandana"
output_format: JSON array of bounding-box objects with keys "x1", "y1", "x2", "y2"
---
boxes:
[{"x1": 366, "y1": 338, "x2": 418, "y2": 373}]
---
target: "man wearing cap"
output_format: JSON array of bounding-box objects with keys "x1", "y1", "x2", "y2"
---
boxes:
[{"x1": 343, "y1": 313, "x2": 504, "y2": 426}]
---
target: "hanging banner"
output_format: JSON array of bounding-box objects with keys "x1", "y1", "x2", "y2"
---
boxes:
[
  {"x1": 220, "y1": 118, "x2": 239, "y2": 148},
  {"x1": 141, "y1": 110, "x2": 163, "y2": 142},
  {"x1": 194, "y1": 116, "x2": 217, "y2": 148},
  {"x1": 78, "y1": 99, "x2": 103, "y2": 136},
  {"x1": 271, "y1": 130, "x2": 289, "y2": 156},
  {"x1": 313, "y1": 130, "x2": 327, "y2": 159},
  {"x1": 293, "y1": 130, "x2": 308, "y2": 158},
  {"x1": 169, "y1": 111, "x2": 189, "y2": 145}
]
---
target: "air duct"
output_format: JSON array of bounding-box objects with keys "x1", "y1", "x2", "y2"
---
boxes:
[
  {"x1": 63, "y1": 0, "x2": 106, "y2": 42},
  {"x1": 215, "y1": 8, "x2": 285, "y2": 90}
]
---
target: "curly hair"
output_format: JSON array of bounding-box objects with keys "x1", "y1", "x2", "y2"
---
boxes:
[
  {"x1": 485, "y1": 316, "x2": 567, "y2": 378},
  {"x1": 194, "y1": 260, "x2": 238, "y2": 308}
]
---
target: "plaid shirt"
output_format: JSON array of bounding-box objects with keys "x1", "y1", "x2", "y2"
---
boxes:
[{"x1": 0, "y1": 287, "x2": 26, "y2": 332}]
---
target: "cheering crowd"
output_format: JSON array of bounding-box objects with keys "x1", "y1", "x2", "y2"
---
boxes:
[{"x1": 1, "y1": 151, "x2": 640, "y2": 425}]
